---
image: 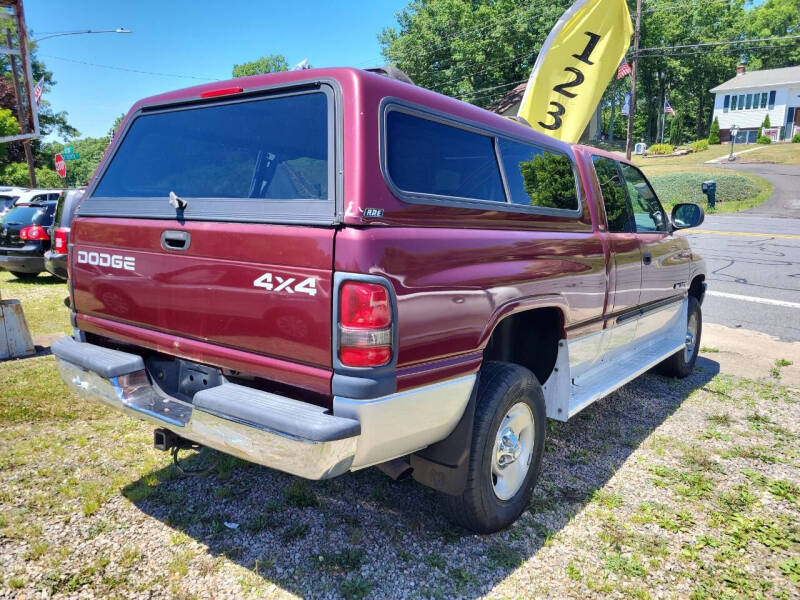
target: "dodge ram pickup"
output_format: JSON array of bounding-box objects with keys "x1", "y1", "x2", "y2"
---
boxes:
[{"x1": 52, "y1": 67, "x2": 706, "y2": 533}]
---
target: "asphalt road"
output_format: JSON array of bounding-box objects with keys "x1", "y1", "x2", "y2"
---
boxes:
[{"x1": 682, "y1": 162, "x2": 800, "y2": 342}]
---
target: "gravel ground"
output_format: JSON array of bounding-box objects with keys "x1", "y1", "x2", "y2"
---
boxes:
[{"x1": 1, "y1": 353, "x2": 798, "y2": 599}]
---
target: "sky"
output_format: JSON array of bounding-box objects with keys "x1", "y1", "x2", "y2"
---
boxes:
[{"x1": 26, "y1": 0, "x2": 408, "y2": 140}]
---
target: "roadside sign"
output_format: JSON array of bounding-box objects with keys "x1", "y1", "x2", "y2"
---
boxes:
[
  {"x1": 63, "y1": 144, "x2": 73, "y2": 154},
  {"x1": 54, "y1": 153, "x2": 66, "y2": 179},
  {"x1": 62, "y1": 152, "x2": 80, "y2": 161}
]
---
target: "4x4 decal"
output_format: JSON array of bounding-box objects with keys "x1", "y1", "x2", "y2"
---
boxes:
[{"x1": 253, "y1": 272, "x2": 317, "y2": 296}]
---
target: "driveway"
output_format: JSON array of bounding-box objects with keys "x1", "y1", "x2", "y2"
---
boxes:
[
  {"x1": 714, "y1": 162, "x2": 800, "y2": 217},
  {"x1": 683, "y1": 162, "x2": 800, "y2": 342}
]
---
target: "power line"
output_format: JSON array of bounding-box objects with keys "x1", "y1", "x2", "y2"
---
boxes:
[
  {"x1": 40, "y1": 54, "x2": 217, "y2": 81},
  {"x1": 455, "y1": 78, "x2": 527, "y2": 100},
  {"x1": 638, "y1": 34, "x2": 800, "y2": 53}
]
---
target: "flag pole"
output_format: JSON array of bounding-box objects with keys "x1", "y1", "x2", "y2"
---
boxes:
[{"x1": 625, "y1": 0, "x2": 641, "y2": 160}]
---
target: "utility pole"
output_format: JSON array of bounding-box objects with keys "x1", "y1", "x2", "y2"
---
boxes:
[
  {"x1": 625, "y1": 0, "x2": 642, "y2": 160},
  {"x1": 4, "y1": 27, "x2": 36, "y2": 187}
]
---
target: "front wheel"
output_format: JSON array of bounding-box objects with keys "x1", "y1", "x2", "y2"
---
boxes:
[
  {"x1": 658, "y1": 296, "x2": 702, "y2": 378},
  {"x1": 442, "y1": 361, "x2": 546, "y2": 533}
]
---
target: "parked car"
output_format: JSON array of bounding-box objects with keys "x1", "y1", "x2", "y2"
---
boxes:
[
  {"x1": 44, "y1": 188, "x2": 85, "y2": 280},
  {"x1": 0, "y1": 200, "x2": 57, "y2": 278},
  {"x1": 0, "y1": 187, "x2": 28, "y2": 218},
  {"x1": 12, "y1": 188, "x2": 62, "y2": 207},
  {"x1": 52, "y1": 67, "x2": 707, "y2": 533}
]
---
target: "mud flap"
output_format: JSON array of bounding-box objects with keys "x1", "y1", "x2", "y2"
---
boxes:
[{"x1": 410, "y1": 373, "x2": 479, "y2": 496}]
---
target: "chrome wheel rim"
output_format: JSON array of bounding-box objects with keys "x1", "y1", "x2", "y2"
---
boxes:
[
  {"x1": 685, "y1": 311, "x2": 699, "y2": 362},
  {"x1": 491, "y1": 402, "x2": 534, "y2": 501}
]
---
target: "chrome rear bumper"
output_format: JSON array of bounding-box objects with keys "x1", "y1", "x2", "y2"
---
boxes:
[
  {"x1": 54, "y1": 341, "x2": 359, "y2": 480},
  {"x1": 53, "y1": 336, "x2": 477, "y2": 479}
]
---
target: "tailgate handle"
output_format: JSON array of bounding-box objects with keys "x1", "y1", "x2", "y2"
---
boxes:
[{"x1": 161, "y1": 230, "x2": 191, "y2": 251}]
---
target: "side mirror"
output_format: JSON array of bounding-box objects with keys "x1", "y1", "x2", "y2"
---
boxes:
[{"x1": 671, "y1": 203, "x2": 704, "y2": 230}]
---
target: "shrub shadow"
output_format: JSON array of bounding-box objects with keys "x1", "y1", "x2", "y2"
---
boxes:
[{"x1": 123, "y1": 360, "x2": 719, "y2": 599}]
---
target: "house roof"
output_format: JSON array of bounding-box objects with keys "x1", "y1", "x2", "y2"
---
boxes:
[
  {"x1": 710, "y1": 65, "x2": 800, "y2": 93},
  {"x1": 487, "y1": 83, "x2": 527, "y2": 115}
]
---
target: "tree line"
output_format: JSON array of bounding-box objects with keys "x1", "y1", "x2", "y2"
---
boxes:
[{"x1": 379, "y1": 0, "x2": 800, "y2": 145}]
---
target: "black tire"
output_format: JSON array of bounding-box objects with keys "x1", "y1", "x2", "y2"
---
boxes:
[
  {"x1": 10, "y1": 271, "x2": 38, "y2": 280},
  {"x1": 657, "y1": 296, "x2": 702, "y2": 378},
  {"x1": 443, "y1": 361, "x2": 546, "y2": 533}
]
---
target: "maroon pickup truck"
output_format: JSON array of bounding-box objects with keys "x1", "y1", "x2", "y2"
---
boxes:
[{"x1": 53, "y1": 67, "x2": 706, "y2": 533}]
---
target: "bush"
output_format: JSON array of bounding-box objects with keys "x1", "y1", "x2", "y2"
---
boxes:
[
  {"x1": 690, "y1": 140, "x2": 709, "y2": 153},
  {"x1": 649, "y1": 172, "x2": 758, "y2": 207},
  {"x1": 647, "y1": 143, "x2": 674, "y2": 155},
  {"x1": 708, "y1": 117, "x2": 720, "y2": 144},
  {"x1": 668, "y1": 114, "x2": 683, "y2": 146},
  {"x1": 757, "y1": 135, "x2": 772, "y2": 144},
  {"x1": 792, "y1": 134, "x2": 800, "y2": 143},
  {"x1": 761, "y1": 114, "x2": 770, "y2": 129}
]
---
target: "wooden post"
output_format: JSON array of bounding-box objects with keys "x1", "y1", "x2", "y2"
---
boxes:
[
  {"x1": 625, "y1": 0, "x2": 642, "y2": 160},
  {"x1": 4, "y1": 25, "x2": 36, "y2": 187}
]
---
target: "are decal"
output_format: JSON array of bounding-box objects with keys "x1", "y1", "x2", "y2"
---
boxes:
[
  {"x1": 253, "y1": 272, "x2": 318, "y2": 296},
  {"x1": 76, "y1": 250, "x2": 135, "y2": 271}
]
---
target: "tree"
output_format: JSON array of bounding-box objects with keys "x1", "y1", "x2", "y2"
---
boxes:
[
  {"x1": 40, "y1": 137, "x2": 110, "y2": 186},
  {"x1": 379, "y1": 0, "x2": 572, "y2": 107},
  {"x1": 745, "y1": 0, "x2": 800, "y2": 69},
  {"x1": 0, "y1": 107, "x2": 20, "y2": 162},
  {"x1": 668, "y1": 114, "x2": 683, "y2": 146},
  {"x1": 108, "y1": 113, "x2": 126, "y2": 139},
  {"x1": 232, "y1": 55, "x2": 289, "y2": 78},
  {"x1": 708, "y1": 117, "x2": 720, "y2": 144},
  {"x1": 761, "y1": 114, "x2": 771, "y2": 129},
  {"x1": 0, "y1": 40, "x2": 79, "y2": 171},
  {"x1": 0, "y1": 162, "x2": 62, "y2": 186}
]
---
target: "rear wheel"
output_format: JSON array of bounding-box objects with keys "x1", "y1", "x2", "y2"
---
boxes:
[
  {"x1": 443, "y1": 361, "x2": 546, "y2": 533},
  {"x1": 10, "y1": 271, "x2": 38, "y2": 280},
  {"x1": 658, "y1": 296, "x2": 702, "y2": 378}
]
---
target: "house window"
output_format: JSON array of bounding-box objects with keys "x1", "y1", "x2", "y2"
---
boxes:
[
  {"x1": 746, "y1": 94, "x2": 753, "y2": 109},
  {"x1": 730, "y1": 96, "x2": 737, "y2": 110},
  {"x1": 739, "y1": 95, "x2": 746, "y2": 110},
  {"x1": 768, "y1": 90, "x2": 776, "y2": 109},
  {"x1": 760, "y1": 93, "x2": 768, "y2": 109},
  {"x1": 723, "y1": 95, "x2": 730, "y2": 112}
]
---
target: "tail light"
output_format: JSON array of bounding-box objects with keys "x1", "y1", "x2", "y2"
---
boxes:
[
  {"x1": 19, "y1": 225, "x2": 49, "y2": 241},
  {"x1": 338, "y1": 281, "x2": 392, "y2": 367},
  {"x1": 54, "y1": 228, "x2": 68, "y2": 253}
]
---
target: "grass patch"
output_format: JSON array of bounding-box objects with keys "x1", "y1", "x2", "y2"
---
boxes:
[
  {"x1": 648, "y1": 171, "x2": 765, "y2": 213},
  {"x1": 0, "y1": 271, "x2": 71, "y2": 337},
  {"x1": 284, "y1": 480, "x2": 319, "y2": 508},
  {"x1": 705, "y1": 413, "x2": 732, "y2": 426},
  {"x1": 339, "y1": 576, "x2": 373, "y2": 600},
  {"x1": 487, "y1": 543, "x2": 524, "y2": 570},
  {"x1": 318, "y1": 548, "x2": 365, "y2": 573}
]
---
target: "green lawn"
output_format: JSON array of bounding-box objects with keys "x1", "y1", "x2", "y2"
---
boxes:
[
  {"x1": 644, "y1": 167, "x2": 773, "y2": 214},
  {"x1": 0, "y1": 271, "x2": 71, "y2": 338}
]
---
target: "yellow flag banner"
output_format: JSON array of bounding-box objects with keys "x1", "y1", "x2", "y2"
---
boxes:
[{"x1": 517, "y1": 0, "x2": 633, "y2": 143}]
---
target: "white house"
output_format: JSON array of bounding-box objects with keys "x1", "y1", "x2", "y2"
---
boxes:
[{"x1": 710, "y1": 63, "x2": 800, "y2": 142}]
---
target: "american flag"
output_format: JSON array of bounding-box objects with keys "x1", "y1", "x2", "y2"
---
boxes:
[
  {"x1": 616, "y1": 59, "x2": 631, "y2": 79},
  {"x1": 33, "y1": 77, "x2": 44, "y2": 106},
  {"x1": 664, "y1": 100, "x2": 675, "y2": 115}
]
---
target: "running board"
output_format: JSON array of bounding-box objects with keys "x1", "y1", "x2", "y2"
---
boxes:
[
  {"x1": 543, "y1": 298, "x2": 687, "y2": 421},
  {"x1": 566, "y1": 339, "x2": 684, "y2": 419}
]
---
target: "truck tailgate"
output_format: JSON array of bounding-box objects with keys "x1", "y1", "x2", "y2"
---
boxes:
[{"x1": 71, "y1": 218, "x2": 334, "y2": 368}]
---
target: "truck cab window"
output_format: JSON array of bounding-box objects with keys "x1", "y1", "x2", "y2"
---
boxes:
[
  {"x1": 618, "y1": 163, "x2": 667, "y2": 233},
  {"x1": 591, "y1": 156, "x2": 633, "y2": 232},
  {"x1": 498, "y1": 139, "x2": 578, "y2": 210}
]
